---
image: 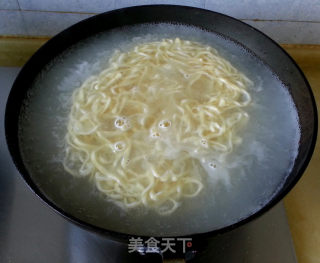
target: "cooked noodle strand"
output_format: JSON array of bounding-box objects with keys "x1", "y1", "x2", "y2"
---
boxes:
[{"x1": 63, "y1": 38, "x2": 252, "y2": 215}]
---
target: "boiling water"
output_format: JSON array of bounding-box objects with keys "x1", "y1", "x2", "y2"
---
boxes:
[{"x1": 19, "y1": 23, "x2": 300, "y2": 236}]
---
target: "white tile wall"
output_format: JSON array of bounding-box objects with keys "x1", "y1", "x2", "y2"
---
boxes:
[
  {"x1": 0, "y1": 0, "x2": 320, "y2": 44},
  {"x1": 205, "y1": 0, "x2": 320, "y2": 21},
  {"x1": 18, "y1": 0, "x2": 115, "y2": 13},
  {"x1": 0, "y1": 10, "x2": 27, "y2": 35},
  {"x1": 0, "y1": 0, "x2": 19, "y2": 10},
  {"x1": 115, "y1": 0, "x2": 205, "y2": 9},
  {"x1": 21, "y1": 11, "x2": 93, "y2": 36},
  {"x1": 244, "y1": 20, "x2": 320, "y2": 44}
]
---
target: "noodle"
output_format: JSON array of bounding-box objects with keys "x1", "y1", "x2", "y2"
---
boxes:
[{"x1": 63, "y1": 38, "x2": 252, "y2": 215}]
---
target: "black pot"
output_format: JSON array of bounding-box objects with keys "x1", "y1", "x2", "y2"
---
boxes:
[{"x1": 5, "y1": 5, "x2": 317, "y2": 261}]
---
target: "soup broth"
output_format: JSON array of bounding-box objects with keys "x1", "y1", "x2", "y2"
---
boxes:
[{"x1": 19, "y1": 23, "x2": 300, "y2": 236}]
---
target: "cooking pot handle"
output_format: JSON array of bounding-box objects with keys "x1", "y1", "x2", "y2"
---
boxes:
[
  {"x1": 163, "y1": 259, "x2": 186, "y2": 263},
  {"x1": 134, "y1": 250, "x2": 186, "y2": 263},
  {"x1": 134, "y1": 245, "x2": 196, "y2": 262}
]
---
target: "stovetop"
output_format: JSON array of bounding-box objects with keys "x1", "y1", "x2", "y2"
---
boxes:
[{"x1": 0, "y1": 67, "x2": 297, "y2": 263}]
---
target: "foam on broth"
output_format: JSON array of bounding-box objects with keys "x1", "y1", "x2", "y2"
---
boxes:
[{"x1": 18, "y1": 23, "x2": 300, "y2": 236}]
